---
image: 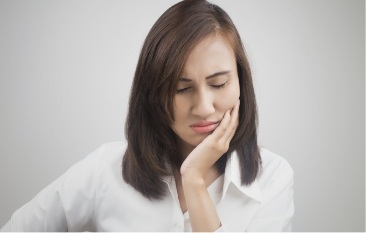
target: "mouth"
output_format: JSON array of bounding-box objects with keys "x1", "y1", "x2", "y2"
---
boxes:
[{"x1": 189, "y1": 121, "x2": 220, "y2": 133}]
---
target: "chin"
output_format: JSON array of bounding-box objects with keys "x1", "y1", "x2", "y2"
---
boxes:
[
  {"x1": 185, "y1": 134, "x2": 208, "y2": 147},
  {"x1": 175, "y1": 131, "x2": 210, "y2": 149}
]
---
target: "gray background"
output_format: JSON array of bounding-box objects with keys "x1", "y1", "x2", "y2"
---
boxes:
[{"x1": 0, "y1": 0, "x2": 364, "y2": 231}]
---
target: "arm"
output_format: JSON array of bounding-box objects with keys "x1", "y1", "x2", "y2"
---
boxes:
[
  {"x1": 181, "y1": 171, "x2": 221, "y2": 231},
  {"x1": 181, "y1": 101, "x2": 239, "y2": 232},
  {"x1": 1, "y1": 145, "x2": 103, "y2": 232}
]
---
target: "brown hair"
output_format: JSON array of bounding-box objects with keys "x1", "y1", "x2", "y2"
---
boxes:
[{"x1": 122, "y1": 0, "x2": 261, "y2": 199}]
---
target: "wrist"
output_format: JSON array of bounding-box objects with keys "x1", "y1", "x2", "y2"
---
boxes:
[{"x1": 181, "y1": 170, "x2": 205, "y2": 188}]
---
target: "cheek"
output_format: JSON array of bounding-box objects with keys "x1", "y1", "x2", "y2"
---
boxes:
[
  {"x1": 216, "y1": 80, "x2": 240, "y2": 110},
  {"x1": 172, "y1": 98, "x2": 188, "y2": 126}
]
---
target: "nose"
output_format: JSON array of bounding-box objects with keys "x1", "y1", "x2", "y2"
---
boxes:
[{"x1": 191, "y1": 90, "x2": 215, "y2": 118}]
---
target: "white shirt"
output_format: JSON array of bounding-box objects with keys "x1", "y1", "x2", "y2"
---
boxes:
[{"x1": 1, "y1": 141, "x2": 294, "y2": 232}]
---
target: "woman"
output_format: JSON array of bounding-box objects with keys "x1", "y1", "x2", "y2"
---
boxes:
[{"x1": 1, "y1": 0, "x2": 294, "y2": 231}]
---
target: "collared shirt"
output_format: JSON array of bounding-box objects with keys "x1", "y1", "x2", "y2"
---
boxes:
[{"x1": 1, "y1": 141, "x2": 294, "y2": 232}]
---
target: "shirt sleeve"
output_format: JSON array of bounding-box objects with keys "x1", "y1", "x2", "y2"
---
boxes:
[
  {"x1": 246, "y1": 158, "x2": 295, "y2": 232},
  {"x1": 0, "y1": 145, "x2": 104, "y2": 232}
]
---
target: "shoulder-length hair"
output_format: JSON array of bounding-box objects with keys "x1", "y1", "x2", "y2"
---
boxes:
[{"x1": 122, "y1": 0, "x2": 260, "y2": 200}]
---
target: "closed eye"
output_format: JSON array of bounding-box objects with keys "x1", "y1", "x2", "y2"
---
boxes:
[
  {"x1": 177, "y1": 81, "x2": 228, "y2": 94},
  {"x1": 176, "y1": 87, "x2": 191, "y2": 94},
  {"x1": 211, "y1": 81, "x2": 227, "y2": 89}
]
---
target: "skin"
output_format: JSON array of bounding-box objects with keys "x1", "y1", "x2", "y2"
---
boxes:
[{"x1": 172, "y1": 34, "x2": 240, "y2": 231}]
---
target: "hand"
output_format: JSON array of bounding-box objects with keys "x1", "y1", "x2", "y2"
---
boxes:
[{"x1": 180, "y1": 100, "x2": 240, "y2": 178}]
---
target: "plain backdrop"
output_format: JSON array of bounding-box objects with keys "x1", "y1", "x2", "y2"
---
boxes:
[{"x1": 0, "y1": 0, "x2": 364, "y2": 231}]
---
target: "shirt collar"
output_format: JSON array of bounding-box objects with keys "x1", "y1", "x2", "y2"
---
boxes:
[{"x1": 222, "y1": 150, "x2": 263, "y2": 202}]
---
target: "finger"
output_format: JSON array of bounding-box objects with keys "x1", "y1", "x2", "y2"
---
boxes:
[
  {"x1": 226, "y1": 121, "x2": 238, "y2": 145},
  {"x1": 222, "y1": 100, "x2": 240, "y2": 140},
  {"x1": 221, "y1": 103, "x2": 239, "y2": 148},
  {"x1": 210, "y1": 108, "x2": 231, "y2": 139}
]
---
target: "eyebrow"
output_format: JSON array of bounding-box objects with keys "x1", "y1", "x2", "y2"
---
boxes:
[{"x1": 179, "y1": 70, "x2": 230, "y2": 82}]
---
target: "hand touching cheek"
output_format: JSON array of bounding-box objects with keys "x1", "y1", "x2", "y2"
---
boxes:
[{"x1": 180, "y1": 100, "x2": 240, "y2": 177}]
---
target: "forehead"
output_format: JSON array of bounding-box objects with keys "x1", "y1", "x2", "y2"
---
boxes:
[{"x1": 182, "y1": 34, "x2": 236, "y2": 76}]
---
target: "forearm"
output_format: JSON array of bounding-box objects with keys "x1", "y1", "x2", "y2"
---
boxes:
[{"x1": 182, "y1": 173, "x2": 221, "y2": 232}]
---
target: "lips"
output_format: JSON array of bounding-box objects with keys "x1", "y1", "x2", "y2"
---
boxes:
[{"x1": 190, "y1": 121, "x2": 219, "y2": 133}]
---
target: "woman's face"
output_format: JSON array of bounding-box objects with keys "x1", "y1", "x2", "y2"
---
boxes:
[{"x1": 172, "y1": 34, "x2": 240, "y2": 153}]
